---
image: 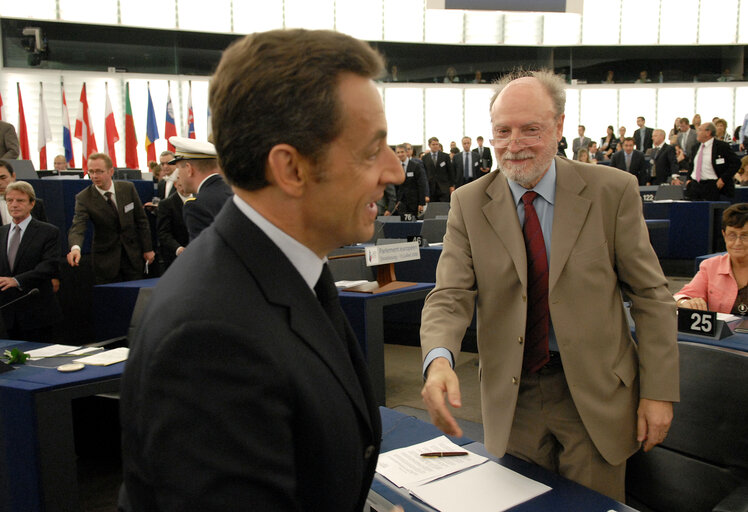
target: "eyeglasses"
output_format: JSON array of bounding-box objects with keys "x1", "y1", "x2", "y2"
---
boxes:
[
  {"x1": 489, "y1": 136, "x2": 543, "y2": 148},
  {"x1": 725, "y1": 233, "x2": 748, "y2": 243},
  {"x1": 88, "y1": 170, "x2": 108, "y2": 175}
]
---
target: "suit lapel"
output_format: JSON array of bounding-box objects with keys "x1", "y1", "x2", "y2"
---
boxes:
[
  {"x1": 549, "y1": 158, "x2": 591, "y2": 292},
  {"x1": 483, "y1": 173, "x2": 527, "y2": 287},
  {"x1": 0, "y1": 224, "x2": 10, "y2": 275},
  {"x1": 13, "y1": 219, "x2": 37, "y2": 269},
  {"x1": 213, "y1": 203, "x2": 375, "y2": 432}
]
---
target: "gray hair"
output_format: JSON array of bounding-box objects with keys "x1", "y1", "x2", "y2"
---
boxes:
[
  {"x1": 701, "y1": 122, "x2": 717, "y2": 137},
  {"x1": 490, "y1": 69, "x2": 566, "y2": 117},
  {"x1": 5, "y1": 181, "x2": 36, "y2": 202}
]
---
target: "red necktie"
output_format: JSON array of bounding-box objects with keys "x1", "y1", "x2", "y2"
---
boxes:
[{"x1": 521, "y1": 191, "x2": 550, "y2": 373}]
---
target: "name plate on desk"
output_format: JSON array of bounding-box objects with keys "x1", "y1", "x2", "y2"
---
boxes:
[
  {"x1": 365, "y1": 242, "x2": 420, "y2": 266},
  {"x1": 677, "y1": 308, "x2": 732, "y2": 339}
]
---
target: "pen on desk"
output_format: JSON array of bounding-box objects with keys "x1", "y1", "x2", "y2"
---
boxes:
[{"x1": 419, "y1": 451, "x2": 469, "y2": 457}]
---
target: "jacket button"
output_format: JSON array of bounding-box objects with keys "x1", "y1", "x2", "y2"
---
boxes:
[
  {"x1": 522, "y1": 295, "x2": 527, "y2": 302},
  {"x1": 364, "y1": 445, "x2": 375, "y2": 459},
  {"x1": 518, "y1": 336, "x2": 524, "y2": 345},
  {"x1": 512, "y1": 377, "x2": 518, "y2": 385}
]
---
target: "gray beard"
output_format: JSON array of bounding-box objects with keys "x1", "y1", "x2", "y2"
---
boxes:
[{"x1": 498, "y1": 144, "x2": 556, "y2": 188}]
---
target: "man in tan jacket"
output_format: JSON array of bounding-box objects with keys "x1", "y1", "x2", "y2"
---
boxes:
[{"x1": 420, "y1": 70, "x2": 679, "y2": 502}]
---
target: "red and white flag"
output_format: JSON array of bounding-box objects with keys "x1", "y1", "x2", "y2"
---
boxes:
[
  {"x1": 16, "y1": 83, "x2": 30, "y2": 160},
  {"x1": 74, "y1": 83, "x2": 97, "y2": 172},
  {"x1": 0, "y1": 90, "x2": 5, "y2": 121},
  {"x1": 104, "y1": 83, "x2": 119, "y2": 167},
  {"x1": 37, "y1": 83, "x2": 53, "y2": 170}
]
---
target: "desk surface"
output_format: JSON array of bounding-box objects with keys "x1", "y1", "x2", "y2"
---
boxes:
[{"x1": 373, "y1": 407, "x2": 635, "y2": 512}]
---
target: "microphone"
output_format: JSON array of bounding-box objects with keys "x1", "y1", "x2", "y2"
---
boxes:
[{"x1": 0, "y1": 288, "x2": 40, "y2": 310}]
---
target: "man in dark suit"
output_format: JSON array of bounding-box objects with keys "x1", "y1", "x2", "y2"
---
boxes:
[
  {"x1": 156, "y1": 150, "x2": 177, "y2": 199},
  {"x1": 0, "y1": 181, "x2": 62, "y2": 342},
  {"x1": 633, "y1": 116, "x2": 653, "y2": 153},
  {"x1": 169, "y1": 136, "x2": 233, "y2": 241},
  {"x1": 156, "y1": 169, "x2": 190, "y2": 269},
  {"x1": 0, "y1": 121, "x2": 19, "y2": 159},
  {"x1": 572, "y1": 125, "x2": 591, "y2": 160},
  {"x1": 454, "y1": 136, "x2": 481, "y2": 187},
  {"x1": 473, "y1": 135, "x2": 493, "y2": 175},
  {"x1": 611, "y1": 137, "x2": 649, "y2": 185},
  {"x1": 685, "y1": 122, "x2": 741, "y2": 201},
  {"x1": 0, "y1": 160, "x2": 47, "y2": 223},
  {"x1": 66, "y1": 153, "x2": 154, "y2": 284},
  {"x1": 120, "y1": 29, "x2": 403, "y2": 511},
  {"x1": 423, "y1": 136, "x2": 454, "y2": 202},
  {"x1": 394, "y1": 144, "x2": 428, "y2": 217},
  {"x1": 648, "y1": 129, "x2": 679, "y2": 185}
]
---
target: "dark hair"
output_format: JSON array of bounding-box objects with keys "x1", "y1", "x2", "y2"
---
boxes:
[
  {"x1": 428, "y1": 137, "x2": 439, "y2": 144},
  {"x1": 722, "y1": 203, "x2": 748, "y2": 229},
  {"x1": 0, "y1": 160, "x2": 14, "y2": 175},
  {"x1": 209, "y1": 29, "x2": 385, "y2": 191},
  {"x1": 623, "y1": 137, "x2": 635, "y2": 143}
]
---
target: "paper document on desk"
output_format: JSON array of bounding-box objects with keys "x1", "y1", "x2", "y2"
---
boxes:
[
  {"x1": 74, "y1": 347, "x2": 129, "y2": 366},
  {"x1": 376, "y1": 436, "x2": 487, "y2": 488},
  {"x1": 410, "y1": 460, "x2": 551, "y2": 512},
  {"x1": 26, "y1": 344, "x2": 82, "y2": 360}
]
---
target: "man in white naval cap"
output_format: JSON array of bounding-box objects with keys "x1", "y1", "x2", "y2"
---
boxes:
[{"x1": 168, "y1": 136, "x2": 233, "y2": 241}]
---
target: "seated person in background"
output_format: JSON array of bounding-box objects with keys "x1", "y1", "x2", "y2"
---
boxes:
[
  {"x1": 714, "y1": 118, "x2": 732, "y2": 142},
  {"x1": 588, "y1": 141, "x2": 604, "y2": 163},
  {"x1": 577, "y1": 148, "x2": 591, "y2": 163},
  {"x1": 617, "y1": 125, "x2": 627, "y2": 147},
  {"x1": 600, "y1": 125, "x2": 617, "y2": 158},
  {"x1": 53, "y1": 154, "x2": 68, "y2": 171},
  {"x1": 735, "y1": 156, "x2": 748, "y2": 186},
  {"x1": 675, "y1": 145, "x2": 691, "y2": 172},
  {"x1": 675, "y1": 203, "x2": 748, "y2": 314}
]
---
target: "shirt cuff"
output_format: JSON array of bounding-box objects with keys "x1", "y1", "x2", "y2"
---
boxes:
[
  {"x1": 422, "y1": 348, "x2": 454, "y2": 380},
  {"x1": 71, "y1": 245, "x2": 81, "y2": 252}
]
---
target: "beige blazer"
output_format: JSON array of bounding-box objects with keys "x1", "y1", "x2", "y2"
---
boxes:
[{"x1": 421, "y1": 157, "x2": 679, "y2": 466}]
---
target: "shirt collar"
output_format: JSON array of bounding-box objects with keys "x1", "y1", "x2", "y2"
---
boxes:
[
  {"x1": 703, "y1": 138, "x2": 714, "y2": 149},
  {"x1": 95, "y1": 182, "x2": 115, "y2": 195},
  {"x1": 231, "y1": 195, "x2": 324, "y2": 292},
  {"x1": 12, "y1": 214, "x2": 32, "y2": 231},
  {"x1": 507, "y1": 159, "x2": 557, "y2": 207},
  {"x1": 197, "y1": 173, "x2": 220, "y2": 194}
]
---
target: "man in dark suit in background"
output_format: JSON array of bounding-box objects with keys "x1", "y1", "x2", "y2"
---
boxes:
[
  {"x1": 156, "y1": 150, "x2": 177, "y2": 199},
  {"x1": 0, "y1": 121, "x2": 19, "y2": 159},
  {"x1": 156, "y1": 169, "x2": 190, "y2": 269},
  {"x1": 473, "y1": 135, "x2": 492, "y2": 175},
  {"x1": 423, "y1": 136, "x2": 454, "y2": 202},
  {"x1": 678, "y1": 117, "x2": 699, "y2": 160},
  {"x1": 395, "y1": 144, "x2": 428, "y2": 217},
  {"x1": 611, "y1": 137, "x2": 649, "y2": 185},
  {"x1": 66, "y1": 153, "x2": 154, "y2": 284},
  {"x1": 633, "y1": 116, "x2": 653, "y2": 153},
  {"x1": 454, "y1": 136, "x2": 481, "y2": 187},
  {"x1": 0, "y1": 181, "x2": 62, "y2": 342},
  {"x1": 120, "y1": 29, "x2": 403, "y2": 511},
  {"x1": 648, "y1": 129, "x2": 679, "y2": 185},
  {"x1": 0, "y1": 160, "x2": 47, "y2": 223},
  {"x1": 170, "y1": 136, "x2": 233, "y2": 241},
  {"x1": 685, "y1": 122, "x2": 741, "y2": 201}
]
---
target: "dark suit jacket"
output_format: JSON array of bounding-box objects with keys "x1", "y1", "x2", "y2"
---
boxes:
[
  {"x1": 633, "y1": 127, "x2": 653, "y2": 152},
  {"x1": 453, "y1": 150, "x2": 481, "y2": 187},
  {"x1": 687, "y1": 138, "x2": 741, "y2": 197},
  {"x1": 68, "y1": 180, "x2": 152, "y2": 283},
  {"x1": 156, "y1": 193, "x2": 189, "y2": 268},
  {"x1": 422, "y1": 151, "x2": 455, "y2": 201},
  {"x1": 650, "y1": 143, "x2": 679, "y2": 185},
  {"x1": 0, "y1": 121, "x2": 19, "y2": 159},
  {"x1": 120, "y1": 201, "x2": 381, "y2": 511},
  {"x1": 0, "y1": 218, "x2": 62, "y2": 333},
  {"x1": 610, "y1": 149, "x2": 649, "y2": 185},
  {"x1": 396, "y1": 159, "x2": 428, "y2": 215},
  {"x1": 183, "y1": 174, "x2": 233, "y2": 241},
  {"x1": 31, "y1": 198, "x2": 47, "y2": 223},
  {"x1": 473, "y1": 146, "x2": 492, "y2": 173},
  {"x1": 156, "y1": 178, "x2": 177, "y2": 200},
  {"x1": 557, "y1": 137, "x2": 568, "y2": 157}
]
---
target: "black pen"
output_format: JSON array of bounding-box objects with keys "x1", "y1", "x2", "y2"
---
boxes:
[{"x1": 420, "y1": 451, "x2": 469, "y2": 457}]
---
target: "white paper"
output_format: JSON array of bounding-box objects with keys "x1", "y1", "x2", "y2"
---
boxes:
[
  {"x1": 74, "y1": 347, "x2": 129, "y2": 366},
  {"x1": 718, "y1": 313, "x2": 742, "y2": 322},
  {"x1": 26, "y1": 344, "x2": 82, "y2": 360},
  {"x1": 336, "y1": 280, "x2": 370, "y2": 288},
  {"x1": 67, "y1": 347, "x2": 104, "y2": 356},
  {"x1": 410, "y1": 460, "x2": 552, "y2": 512},
  {"x1": 376, "y1": 436, "x2": 487, "y2": 488}
]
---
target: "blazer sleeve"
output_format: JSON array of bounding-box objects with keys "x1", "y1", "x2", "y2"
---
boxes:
[
  {"x1": 68, "y1": 191, "x2": 90, "y2": 249},
  {"x1": 14, "y1": 223, "x2": 60, "y2": 289},
  {"x1": 417, "y1": 167, "x2": 428, "y2": 205},
  {"x1": 1, "y1": 124, "x2": 20, "y2": 159},
  {"x1": 129, "y1": 185, "x2": 153, "y2": 252}
]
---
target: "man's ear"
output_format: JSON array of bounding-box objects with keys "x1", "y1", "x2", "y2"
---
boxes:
[{"x1": 266, "y1": 144, "x2": 311, "y2": 198}]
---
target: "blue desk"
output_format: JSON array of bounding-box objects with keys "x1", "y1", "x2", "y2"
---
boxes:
[
  {"x1": 0, "y1": 340, "x2": 124, "y2": 512},
  {"x1": 642, "y1": 201, "x2": 729, "y2": 258},
  {"x1": 93, "y1": 278, "x2": 158, "y2": 341},
  {"x1": 371, "y1": 407, "x2": 636, "y2": 511},
  {"x1": 383, "y1": 221, "x2": 423, "y2": 239}
]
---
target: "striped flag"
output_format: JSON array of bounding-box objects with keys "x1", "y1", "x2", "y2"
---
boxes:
[
  {"x1": 37, "y1": 83, "x2": 53, "y2": 170},
  {"x1": 0, "y1": 90, "x2": 5, "y2": 121},
  {"x1": 61, "y1": 86, "x2": 75, "y2": 167},
  {"x1": 16, "y1": 83, "x2": 30, "y2": 160},
  {"x1": 103, "y1": 83, "x2": 119, "y2": 167},
  {"x1": 74, "y1": 83, "x2": 97, "y2": 172},
  {"x1": 165, "y1": 83, "x2": 177, "y2": 151},
  {"x1": 185, "y1": 81, "x2": 195, "y2": 139},
  {"x1": 124, "y1": 82, "x2": 139, "y2": 169},
  {"x1": 145, "y1": 83, "x2": 159, "y2": 163}
]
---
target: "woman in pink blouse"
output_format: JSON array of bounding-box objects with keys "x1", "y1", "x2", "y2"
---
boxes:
[{"x1": 675, "y1": 203, "x2": 748, "y2": 314}]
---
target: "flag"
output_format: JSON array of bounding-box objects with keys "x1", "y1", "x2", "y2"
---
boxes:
[
  {"x1": 145, "y1": 84, "x2": 159, "y2": 163},
  {"x1": 0, "y1": 90, "x2": 5, "y2": 121},
  {"x1": 61, "y1": 87, "x2": 75, "y2": 167},
  {"x1": 37, "y1": 84, "x2": 53, "y2": 170},
  {"x1": 74, "y1": 83, "x2": 97, "y2": 172},
  {"x1": 165, "y1": 84, "x2": 177, "y2": 151},
  {"x1": 206, "y1": 104, "x2": 212, "y2": 141},
  {"x1": 124, "y1": 82, "x2": 139, "y2": 169},
  {"x1": 104, "y1": 84, "x2": 119, "y2": 167},
  {"x1": 185, "y1": 81, "x2": 195, "y2": 139},
  {"x1": 16, "y1": 83, "x2": 30, "y2": 160}
]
